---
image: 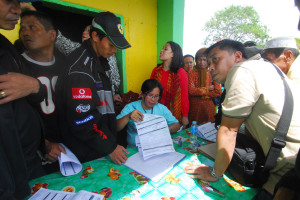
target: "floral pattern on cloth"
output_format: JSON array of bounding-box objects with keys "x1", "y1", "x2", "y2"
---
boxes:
[
  {"x1": 165, "y1": 173, "x2": 180, "y2": 184},
  {"x1": 161, "y1": 197, "x2": 176, "y2": 200},
  {"x1": 129, "y1": 171, "x2": 149, "y2": 185},
  {"x1": 93, "y1": 187, "x2": 113, "y2": 199},
  {"x1": 224, "y1": 176, "x2": 246, "y2": 192},
  {"x1": 31, "y1": 183, "x2": 48, "y2": 195},
  {"x1": 108, "y1": 167, "x2": 121, "y2": 180},
  {"x1": 80, "y1": 166, "x2": 95, "y2": 179},
  {"x1": 62, "y1": 186, "x2": 75, "y2": 192}
]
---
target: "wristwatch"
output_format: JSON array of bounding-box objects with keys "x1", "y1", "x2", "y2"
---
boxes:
[{"x1": 210, "y1": 166, "x2": 223, "y2": 180}]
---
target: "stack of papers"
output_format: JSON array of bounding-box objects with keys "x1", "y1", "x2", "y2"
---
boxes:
[
  {"x1": 58, "y1": 144, "x2": 82, "y2": 176},
  {"x1": 197, "y1": 122, "x2": 218, "y2": 142},
  {"x1": 135, "y1": 114, "x2": 175, "y2": 160},
  {"x1": 123, "y1": 114, "x2": 186, "y2": 182},
  {"x1": 123, "y1": 151, "x2": 186, "y2": 182},
  {"x1": 29, "y1": 188, "x2": 104, "y2": 200}
]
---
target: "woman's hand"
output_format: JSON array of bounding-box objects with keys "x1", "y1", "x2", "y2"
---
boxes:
[
  {"x1": 182, "y1": 116, "x2": 189, "y2": 129},
  {"x1": 129, "y1": 110, "x2": 144, "y2": 123}
]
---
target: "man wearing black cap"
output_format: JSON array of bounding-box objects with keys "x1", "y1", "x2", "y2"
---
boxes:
[
  {"x1": 0, "y1": 0, "x2": 45, "y2": 198},
  {"x1": 56, "y1": 11, "x2": 131, "y2": 165}
]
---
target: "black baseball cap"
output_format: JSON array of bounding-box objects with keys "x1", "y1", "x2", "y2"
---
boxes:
[{"x1": 92, "y1": 11, "x2": 131, "y2": 49}]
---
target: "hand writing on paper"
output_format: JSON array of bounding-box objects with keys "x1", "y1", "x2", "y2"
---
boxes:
[
  {"x1": 184, "y1": 163, "x2": 218, "y2": 182},
  {"x1": 0, "y1": 72, "x2": 40, "y2": 104},
  {"x1": 45, "y1": 140, "x2": 66, "y2": 162},
  {"x1": 129, "y1": 110, "x2": 144, "y2": 123},
  {"x1": 109, "y1": 145, "x2": 129, "y2": 165}
]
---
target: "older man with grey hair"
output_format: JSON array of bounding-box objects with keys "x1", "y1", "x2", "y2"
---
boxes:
[{"x1": 262, "y1": 37, "x2": 300, "y2": 86}]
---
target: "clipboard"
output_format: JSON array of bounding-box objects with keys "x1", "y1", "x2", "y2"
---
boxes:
[{"x1": 197, "y1": 143, "x2": 217, "y2": 160}]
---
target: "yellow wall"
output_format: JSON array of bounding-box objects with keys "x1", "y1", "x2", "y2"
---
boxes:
[
  {"x1": 0, "y1": 0, "x2": 158, "y2": 93},
  {"x1": 0, "y1": 23, "x2": 20, "y2": 44}
]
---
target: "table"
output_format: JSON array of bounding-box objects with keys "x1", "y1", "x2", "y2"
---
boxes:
[{"x1": 27, "y1": 129, "x2": 258, "y2": 200}]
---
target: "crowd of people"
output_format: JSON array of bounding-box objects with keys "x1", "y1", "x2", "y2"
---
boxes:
[{"x1": 1, "y1": 0, "x2": 300, "y2": 199}]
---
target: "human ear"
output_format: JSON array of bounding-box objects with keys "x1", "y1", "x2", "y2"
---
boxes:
[
  {"x1": 91, "y1": 31, "x2": 99, "y2": 42},
  {"x1": 283, "y1": 50, "x2": 294, "y2": 62},
  {"x1": 49, "y1": 30, "x2": 56, "y2": 41},
  {"x1": 234, "y1": 51, "x2": 243, "y2": 63}
]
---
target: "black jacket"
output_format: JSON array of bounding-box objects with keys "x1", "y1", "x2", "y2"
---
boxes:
[
  {"x1": 20, "y1": 51, "x2": 66, "y2": 143},
  {"x1": 0, "y1": 34, "x2": 44, "y2": 199},
  {"x1": 56, "y1": 39, "x2": 117, "y2": 162}
]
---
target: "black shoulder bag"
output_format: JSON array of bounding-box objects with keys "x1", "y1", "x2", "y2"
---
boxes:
[{"x1": 227, "y1": 63, "x2": 294, "y2": 188}]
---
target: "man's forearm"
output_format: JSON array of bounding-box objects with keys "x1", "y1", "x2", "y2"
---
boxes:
[{"x1": 214, "y1": 126, "x2": 237, "y2": 177}]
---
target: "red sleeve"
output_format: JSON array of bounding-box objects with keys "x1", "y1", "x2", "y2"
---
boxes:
[
  {"x1": 177, "y1": 68, "x2": 189, "y2": 117},
  {"x1": 208, "y1": 80, "x2": 222, "y2": 98},
  {"x1": 150, "y1": 67, "x2": 157, "y2": 79},
  {"x1": 188, "y1": 70, "x2": 209, "y2": 96}
]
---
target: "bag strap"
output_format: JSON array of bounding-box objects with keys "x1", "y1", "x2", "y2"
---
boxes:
[{"x1": 263, "y1": 63, "x2": 294, "y2": 172}]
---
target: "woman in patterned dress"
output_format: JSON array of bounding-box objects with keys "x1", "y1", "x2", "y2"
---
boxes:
[
  {"x1": 150, "y1": 41, "x2": 189, "y2": 128},
  {"x1": 188, "y1": 48, "x2": 222, "y2": 125}
]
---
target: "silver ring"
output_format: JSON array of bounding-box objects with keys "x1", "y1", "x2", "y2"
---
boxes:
[{"x1": 1, "y1": 91, "x2": 6, "y2": 98}]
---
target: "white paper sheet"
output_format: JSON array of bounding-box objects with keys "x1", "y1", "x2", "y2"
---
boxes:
[
  {"x1": 58, "y1": 144, "x2": 82, "y2": 176},
  {"x1": 123, "y1": 151, "x2": 186, "y2": 182},
  {"x1": 197, "y1": 122, "x2": 218, "y2": 142},
  {"x1": 29, "y1": 188, "x2": 104, "y2": 200},
  {"x1": 135, "y1": 114, "x2": 175, "y2": 160}
]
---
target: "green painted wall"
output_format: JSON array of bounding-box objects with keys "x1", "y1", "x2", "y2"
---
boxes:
[{"x1": 157, "y1": 0, "x2": 185, "y2": 64}]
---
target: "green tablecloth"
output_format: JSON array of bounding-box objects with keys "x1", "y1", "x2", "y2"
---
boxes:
[{"x1": 27, "y1": 130, "x2": 258, "y2": 200}]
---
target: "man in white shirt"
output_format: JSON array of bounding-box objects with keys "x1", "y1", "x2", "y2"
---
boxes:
[{"x1": 184, "y1": 39, "x2": 300, "y2": 198}]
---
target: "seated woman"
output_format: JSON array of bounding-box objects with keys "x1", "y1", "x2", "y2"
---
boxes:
[{"x1": 116, "y1": 79, "x2": 180, "y2": 147}]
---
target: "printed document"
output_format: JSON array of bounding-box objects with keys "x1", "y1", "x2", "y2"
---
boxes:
[
  {"x1": 135, "y1": 114, "x2": 175, "y2": 160},
  {"x1": 197, "y1": 122, "x2": 218, "y2": 142},
  {"x1": 29, "y1": 188, "x2": 104, "y2": 200}
]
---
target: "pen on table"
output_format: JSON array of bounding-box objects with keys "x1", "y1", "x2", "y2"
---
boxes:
[{"x1": 198, "y1": 179, "x2": 225, "y2": 197}]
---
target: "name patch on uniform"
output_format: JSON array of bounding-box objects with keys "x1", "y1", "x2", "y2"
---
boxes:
[
  {"x1": 72, "y1": 88, "x2": 92, "y2": 99},
  {"x1": 76, "y1": 104, "x2": 91, "y2": 113},
  {"x1": 74, "y1": 115, "x2": 95, "y2": 125}
]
